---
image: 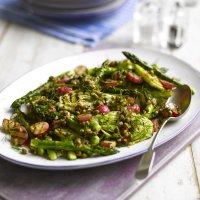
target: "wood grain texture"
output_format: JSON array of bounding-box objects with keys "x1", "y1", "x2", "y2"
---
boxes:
[
  {"x1": 131, "y1": 147, "x2": 199, "y2": 200},
  {"x1": 0, "y1": 23, "x2": 40, "y2": 90},
  {"x1": 27, "y1": 29, "x2": 84, "y2": 68},
  {"x1": 192, "y1": 137, "x2": 200, "y2": 198},
  {"x1": 0, "y1": 23, "x2": 84, "y2": 91}
]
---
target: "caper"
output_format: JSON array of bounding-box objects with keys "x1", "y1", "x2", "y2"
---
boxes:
[{"x1": 119, "y1": 121, "x2": 124, "y2": 126}]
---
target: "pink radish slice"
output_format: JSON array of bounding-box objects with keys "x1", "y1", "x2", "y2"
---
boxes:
[
  {"x1": 30, "y1": 122, "x2": 49, "y2": 136},
  {"x1": 56, "y1": 86, "x2": 72, "y2": 94},
  {"x1": 160, "y1": 80, "x2": 175, "y2": 89},
  {"x1": 57, "y1": 76, "x2": 70, "y2": 83},
  {"x1": 100, "y1": 140, "x2": 116, "y2": 148},
  {"x1": 126, "y1": 72, "x2": 143, "y2": 84},
  {"x1": 127, "y1": 104, "x2": 140, "y2": 113},
  {"x1": 78, "y1": 114, "x2": 92, "y2": 122},
  {"x1": 97, "y1": 104, "x2": 110, "y2": 114},
  {"x1": 10, "y1": 125, "x2": 29, "y2": 145},
  {"x1": 103, "y1": 80, "x2": 118, "y2": 87}
]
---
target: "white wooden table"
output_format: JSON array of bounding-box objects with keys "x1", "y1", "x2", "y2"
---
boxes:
[{"x1": 0, "y1": 3, "x2": 199, "y2": 200}]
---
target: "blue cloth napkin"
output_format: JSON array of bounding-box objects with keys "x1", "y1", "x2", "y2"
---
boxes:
[{"x1": 0, "y1": 0, "x2": 137, "y2": 46}]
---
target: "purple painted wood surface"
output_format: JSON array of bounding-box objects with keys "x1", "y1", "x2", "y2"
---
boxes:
[{"x1": 0, "y1": 114, "x2": 199, "y2": 200}]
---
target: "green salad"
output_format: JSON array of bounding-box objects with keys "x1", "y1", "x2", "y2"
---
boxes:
[{"x1": 2, "y1": 51, "x2": 183, "y2": 160}]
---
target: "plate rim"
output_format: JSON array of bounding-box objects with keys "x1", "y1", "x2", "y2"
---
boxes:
[
  {"x1": 21, "y1": 0, "x2": 126, "y2": 18},
  {"x1": 21, "y1": 0, "x2": 115, "y2": 10}
]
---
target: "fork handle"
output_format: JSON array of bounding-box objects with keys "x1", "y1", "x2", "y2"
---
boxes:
[
  {"x1": 135, "y1": 148, "x2": 155, "y2": 179},
  {"x1": 135, "y1": 118, "x2": 169, "y2": 180}
]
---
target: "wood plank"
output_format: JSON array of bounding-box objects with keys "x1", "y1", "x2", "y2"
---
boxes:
[
  {"x1": 192, "y1": 137, "x2": 200, "y2": 197},
  {"x1": 188, "y1": 5, "x2": 200, "y2": 192},
  {"x1": 131, "y1": 147, "x2": 200, "y2": 200},
  {"x1": 0, "y1": 23, "x2": 40, "y2": 90},
  {"x1": 30, "y1": 32, "x2": 84, "y2": 68}
]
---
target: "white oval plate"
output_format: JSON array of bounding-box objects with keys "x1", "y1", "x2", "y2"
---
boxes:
[{"x1": 0, "y1": 48, "x2": 199, "y2": 170}]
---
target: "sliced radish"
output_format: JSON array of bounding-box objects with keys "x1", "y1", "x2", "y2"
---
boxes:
[
  {"x1": 57, "y1": 76, "x2": 70, "y2": 83},
  {"x1": 97, "y1": 104, "x2": 110, "y2": 114},
  {"x1": 127, "y1": 104, "x2": 140, "y2": 113},
  {"x1": 126, "y1": 72, "x2": 143, "y2": 84},
  {"x1": 11, "y1": 136, "x2": 28, "y2": 146},
  {"x1": 2, "y1": 119, "x2": 28, "y2": 145},
  {"x1": 103, "y1": 80, "x2": 118, "y2": 87},
  {"x1": 108, "y1": 61, "x2": 118, "y2": 68},
  {"x1": 78, "y1": 114, "x2": 92, "y2": 122},
  {"x1": 112, "y1": 71, "x2": 121, "y2": 80},
  {"x1": 10, "y1": 125, "x2": 28, "y2": 138},
  {"x1": 100, "y1": 140, "x2": 116, "y2": 148},
  {"x1": 56, "y1": 86, "x2": 72, "y2": 94},
  {"x1": 75, "y1": 65, "x2": 87, "y2": 76},
  {"x1": 172, "y1": 110, "x2": 179, "y2": 117},
  {"x1": 30, "y1": 122, "x2": 49, "y2": 136},
  {"x1": 10, "y1": 125, "x2": 28, "y2": 145},
  {"x1": 160, "y1": 80, "x2": 175, "y2": 89}
]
